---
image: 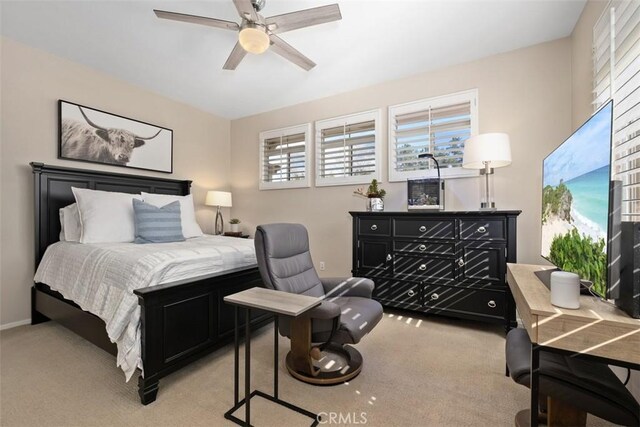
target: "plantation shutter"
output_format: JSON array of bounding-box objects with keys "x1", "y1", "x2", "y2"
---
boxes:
[
  {"x1": 315, "y1": 110, "x2": 380, "y2": 186},
  {"x1": 594, "y1": 1, "x2": 640, "y2": 220},
  {"x1": 259, "y1": 124, "x2": 311, "y2": 190},
  {"x1": 389, "y1": 90, "x2": 479, "y2": 181}
]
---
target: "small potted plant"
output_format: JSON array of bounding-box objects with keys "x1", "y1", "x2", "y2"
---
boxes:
[
  {"x1": 229, "y1": 218, "x2": 241, "y2": 233},
  {"x1": 354, "y1": 179, "x2": 386, "y2": 212}
]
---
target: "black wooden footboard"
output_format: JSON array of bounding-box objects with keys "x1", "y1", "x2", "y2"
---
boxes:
[
  {"x1": 33, "y1": 266, "x2": 270, "y2": 405},
  {"x1": 134, "y1": 266, "x2": 270, "y2": 404}
]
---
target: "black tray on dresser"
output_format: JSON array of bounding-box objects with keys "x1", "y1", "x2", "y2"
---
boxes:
[{"x1": 350, "y1": 211, "x2": 521, "y2": 333}]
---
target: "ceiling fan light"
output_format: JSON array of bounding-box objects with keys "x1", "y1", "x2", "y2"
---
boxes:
[{"x1": 239, "y1": 26, "x2": 270, "y2": 54}]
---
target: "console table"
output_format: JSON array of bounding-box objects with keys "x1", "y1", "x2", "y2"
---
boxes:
[
  {"x1": 350, "y1": 211, "x2": 520, "y2": 331},
  {"x1": 223, "y1": 287, "x2": 321, "y2": 427},
  {"x1": 506, "y1": 263, "x2": 640, "y2": 427}
]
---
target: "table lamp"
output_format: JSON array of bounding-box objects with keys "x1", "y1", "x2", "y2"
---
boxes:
[
  {"x1": 205, "y1": 191, "x2": 232, "y2": 235},
  {"x1": 462, "y1": 133, "x2": 511, "y2": 211}
]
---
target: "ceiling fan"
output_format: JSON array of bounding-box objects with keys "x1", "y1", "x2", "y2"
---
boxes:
[{"x1": 154, "y1": 0, "x2": 341, "y2": 71}]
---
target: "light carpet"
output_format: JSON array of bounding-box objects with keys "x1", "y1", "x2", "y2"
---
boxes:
[{"x1": 0, "y1": 311, "x2": 614, "y2": 426}]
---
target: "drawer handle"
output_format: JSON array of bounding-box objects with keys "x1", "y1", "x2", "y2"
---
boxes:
[
  {"x1": 371, "y1": 224, "x2": 378, "y2": 231},
  {"x1": 477, "y1": 226, "x2": 487, "y2": 233},
  {"x1": 418, "y1": 244, "x2": 427, "y2": 251},
  {"x1": 418, "y1": 264, "x2": 427, "y2": 271},
  {"x1": 419, "y1": 226, "x2": 427, "y2": 232},
  {"x1": 407, "y1": 289, "x2": 415, "y2": 297},
  {"x1": 457, "y1": 258, "x2": 465, "y2": 267},
  {"x1": 487, "y1": 300, "x2": 496, "y2": 309},
  {"x1": 386, "y1": 254, "x2": 392, "y2": 261},
  {"x1": 431, "y1": 293, "x2": 439, "y2": 301}
]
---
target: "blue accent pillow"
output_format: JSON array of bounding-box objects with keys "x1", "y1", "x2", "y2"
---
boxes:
[{"x1": 133, "y1": 199, "x2": 185, "y2": 244}]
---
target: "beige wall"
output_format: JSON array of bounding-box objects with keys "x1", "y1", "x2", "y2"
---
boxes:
[
  {"x1": 0, "y1": 37, "x2": 231, "y2": 326},
  {"x1": 571, "y1": 0, "x2": 608, "y2": 128},
  {"x1": 230, "y1": 38, "x2": 573, "y2": 276}
]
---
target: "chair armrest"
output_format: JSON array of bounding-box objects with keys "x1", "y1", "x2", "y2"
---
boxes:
[
  {"x1": 307, "y1": 300, "x2": 341, "y2": 320},
  {"x1": 321, "y1": 277, "x2": 375, "y2": 299}
]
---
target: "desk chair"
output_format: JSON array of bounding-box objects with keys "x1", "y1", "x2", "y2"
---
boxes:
[
  {"x1": 255, "y1": 223, "x2": 383, "y2": 385},
  {"x1": 506, "y1": 328, "x2": 639, "y2": 426}
]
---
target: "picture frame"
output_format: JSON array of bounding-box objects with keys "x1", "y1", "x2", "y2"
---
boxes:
[{"x1": 58, "y1": 100, "x2": 173, "y2": 173}]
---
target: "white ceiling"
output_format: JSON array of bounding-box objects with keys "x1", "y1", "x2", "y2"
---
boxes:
[{"x1": 1, "y1": 0, "x2": 586, "y2": 119}]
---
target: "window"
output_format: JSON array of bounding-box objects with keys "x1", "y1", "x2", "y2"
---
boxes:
[
  {"x1": 388, "y1": 89, "x2": 479, "y2": 182},
  {"x1": 259, "y1": 123, "x2": 311, "y2": 190},
  {"x1": 315, "y1": 110, "x2": 381, "y2": 187},
  {"x1": 593, "y1": 1, "x2": 640, "y2": 220}
]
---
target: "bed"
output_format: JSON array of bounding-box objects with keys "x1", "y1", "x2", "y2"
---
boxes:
[{"x1": 30, "y1": 162, "x2": 270, "y2": 405}]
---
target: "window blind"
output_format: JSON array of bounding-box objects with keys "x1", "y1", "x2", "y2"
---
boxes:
[
  {"x1": 259, "y1": 124, "x2": 311, "y2": 190},
  {"x1": 594, "y1": 0, "x2": 640, "y2": 220},
  {"x1": 315, "y1": 110, "x2": 380, "y2": 186},
  {"x1": 388, "y1": 90, "x2": 478, "y2": 181}
]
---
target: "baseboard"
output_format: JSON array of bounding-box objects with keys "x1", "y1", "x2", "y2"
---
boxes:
[{"x1": 0, "y1": 319, "x2": 31, "y2": 331}]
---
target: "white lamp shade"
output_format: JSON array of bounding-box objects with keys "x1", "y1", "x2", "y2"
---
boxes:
[
  {"x1": 205, "y1": 191, "x2": 232, "y2": 207},
  {"x1": 462, "y1": 133, "x2": 512, "y2": 169}
]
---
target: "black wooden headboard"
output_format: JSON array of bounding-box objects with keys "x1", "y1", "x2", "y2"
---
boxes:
[{"x1": 31, "y1": 162, "x2": 192, "y2": 267}]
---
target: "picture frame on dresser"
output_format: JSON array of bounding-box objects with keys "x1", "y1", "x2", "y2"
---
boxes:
[{"x1": 58, "y1": 100, "x2": 173, "y2": 173}]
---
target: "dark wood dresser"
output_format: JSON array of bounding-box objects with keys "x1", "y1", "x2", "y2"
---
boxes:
[{"x1": 350, "y1": 211, "x2": 521, "y2": 332}]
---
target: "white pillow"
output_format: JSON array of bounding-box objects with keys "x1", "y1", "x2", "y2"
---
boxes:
[
  {"x1": 59, "y1": 203, "x2": 82, "y2": 242},
  {"x1": 72, "y1": 187, "x2": 142, "y2": 243},
  {"x1": 141, "y1": 192, "x2": 204, "y2": 238}
]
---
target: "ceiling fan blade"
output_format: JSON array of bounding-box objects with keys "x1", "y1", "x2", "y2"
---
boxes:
[
  {"x1": 266, "y1": 4, "x2": 341, "y2": 34},
  {"x1": 223, "y1": 42, "x2": 248, "y2": 70},
  {"x1": 269, "y1": 35, "x2": 315, "y2": 71},
  {"x1": 154, "y1": 10, "x2": 239, "y2": 31},
  {"x1": 233, "y1": 0, "x2": 259, "y2": 22}
]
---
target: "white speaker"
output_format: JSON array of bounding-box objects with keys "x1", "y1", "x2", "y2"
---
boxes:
[{"x1": 550, "y1": 271, "x2": 580, "y2": 309}]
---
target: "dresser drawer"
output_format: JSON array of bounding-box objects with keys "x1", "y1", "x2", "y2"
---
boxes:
[
  {"x1": 358, "y1": 239, "x2": 392, "y2": 274},
  {"x1": 459, "y1": 243, "x2": 506, "y2": 288},
  {"x1": 358, "y1": 217, "x2": 390, "y2": 236},
  {"x1": 420, "y1": 284, "x2": 505, "y2": 320},
  {"x1": 372, "y1": 278, "x2": 421, "y2": 310},
  {"x1": 393, "y1": 240, "x2": 456, "y2": 256},
  {"x1": 394, "y1": 218, "x2": 456, "y2": 239},
  {"x1": 459, "y1": 219, "x2": 505, "y2": 241},
  {"x1": 393, "y1": 255, "x2": 456, "y2": 284}
]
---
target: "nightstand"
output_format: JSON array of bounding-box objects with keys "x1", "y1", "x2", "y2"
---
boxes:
[{"x1": 223, "y1": 232, "x2": 250, "y2": 238}]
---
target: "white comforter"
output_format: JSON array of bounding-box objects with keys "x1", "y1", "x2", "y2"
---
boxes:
[{"x1": 34, "y1": 235, "x2": 257, "y2": 381}]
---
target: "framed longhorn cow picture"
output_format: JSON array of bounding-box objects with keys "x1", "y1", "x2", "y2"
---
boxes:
[{"x1": 58, "y1": 100, "x2": 173, "y2": 173}]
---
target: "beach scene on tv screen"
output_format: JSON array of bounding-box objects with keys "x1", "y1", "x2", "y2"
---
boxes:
[{"x1": 541, "y1": 103, "x2": 611, "y2": 295}]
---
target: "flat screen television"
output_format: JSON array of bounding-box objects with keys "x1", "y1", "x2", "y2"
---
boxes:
[{"x1": 540, "y1": 100, "x2": 621, "y2": 299}]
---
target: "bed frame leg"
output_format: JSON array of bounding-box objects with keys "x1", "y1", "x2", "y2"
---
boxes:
[
  {"x1": 138, "y1": 375, "x2": 159, "y2": 405},
  {"x1": 31, "y1": 286, "x2": 50, "y2": 325}
]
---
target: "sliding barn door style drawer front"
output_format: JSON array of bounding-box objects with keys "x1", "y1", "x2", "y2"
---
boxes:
[{"x1": 350, "y1": 211, "x2": 520, "y2": 332}]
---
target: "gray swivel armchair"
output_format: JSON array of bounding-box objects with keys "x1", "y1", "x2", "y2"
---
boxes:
[{"x1": 255, "y1": 223, "x2": 383, "y2": 385}]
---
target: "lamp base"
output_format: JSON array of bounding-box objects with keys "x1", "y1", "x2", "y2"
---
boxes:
[
  {"x1": 214, "y1": 206, "x2": 224, "y2": 235},
  {"x1": 479, "y1": 168, "x2": 495, "y2": 176},
  {"x1": 480, "y1": 202, "x2": 496, "y2": 212}
]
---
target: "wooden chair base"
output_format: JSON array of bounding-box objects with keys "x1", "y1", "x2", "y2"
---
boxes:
[
  {"x1": 286, "y1": 344, "x2": 363, "y2": 385},
  {"x1": 515, "y1": 409, "x2": 544, "y2": 427},
  {"x1": 514, "y1": 397, "x2": 587, "y2": 427}
]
